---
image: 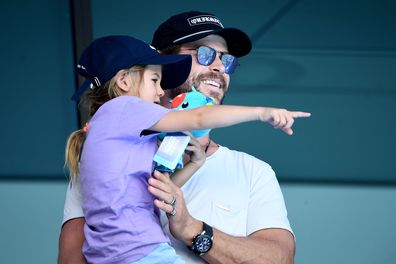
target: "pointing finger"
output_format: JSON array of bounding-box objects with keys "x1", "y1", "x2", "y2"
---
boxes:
[{"x1": 291, "y1": 111, "x2": 311, "y2": 118}]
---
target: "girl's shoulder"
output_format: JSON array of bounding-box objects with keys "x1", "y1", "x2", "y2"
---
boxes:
[
  {"x1": 107, "y1": 95, "x2": 139, "y2": 104},
  {"x1": 99, "y1": 95, "x2": 167, "y2": 118},
  {"x1": 101, "y1": 96, "x2": 142, "y2": 109}
]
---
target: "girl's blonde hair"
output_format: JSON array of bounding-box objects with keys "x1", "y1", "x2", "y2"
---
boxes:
[{"x1": 65, "y1": 65, "x2": 145, "y2": 183}]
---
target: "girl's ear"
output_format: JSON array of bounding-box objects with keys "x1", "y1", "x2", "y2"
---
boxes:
[{"x1": 116, "y1": 70, "x2": 131, "y2": 93}]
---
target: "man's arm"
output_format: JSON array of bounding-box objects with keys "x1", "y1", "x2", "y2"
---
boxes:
[
  {"x1": 148, "y1": 170, "x2": 295, "y2": 264},
  {"x1": 172, "y1": 216, "x2": 295, "y2": 264},
  {"x1": 203, "y1": 227, "x2": 295, "y2": 264},
  {"x1": 58, "y1": 218, "x2": 87, "y2": 264}
]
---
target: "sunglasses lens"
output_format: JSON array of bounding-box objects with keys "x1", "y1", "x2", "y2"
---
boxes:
[
  {"x1": 221, "y1": 54, "x2": 239, "y2": 74},
  {"x1": 196, "y1": 46, "x2": 239, "y2": 74},
  {"x1": 197, "y1": 46, "x2": 216, "y2": 66}
]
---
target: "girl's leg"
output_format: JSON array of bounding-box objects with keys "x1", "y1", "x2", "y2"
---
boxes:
[{"x1": 131, "y1": 243, "x2": 185, "y2": 264}]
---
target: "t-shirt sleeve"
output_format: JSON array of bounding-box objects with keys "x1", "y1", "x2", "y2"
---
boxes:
[
  {"x1": 62, "y1": 181, "x2": 84, "y2": 225},
  {"x1": 117, "y1": 97, "x2": 170, "y2": 137},
  {"x1": 247, "y1": 163, "x2": 294, "y2": 237}
]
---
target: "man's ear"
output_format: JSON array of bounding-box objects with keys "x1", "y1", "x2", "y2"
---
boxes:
[{"x1": 116, "y1": 70, "x2": 130, "y2": 93}]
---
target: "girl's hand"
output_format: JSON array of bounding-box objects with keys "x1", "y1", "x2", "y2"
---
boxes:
[
  {"x1": 185, "y1": 137, "x2": 206, "y2": 168},
  {"x1": 258, "y1": 107, "x2": 311, "y2": 135}
]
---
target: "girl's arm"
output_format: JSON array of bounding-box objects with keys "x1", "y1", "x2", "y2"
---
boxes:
[
  {"x1": 171, "y1": 137, "x2": 205, "y2": 187},
  {"x1": 151, "y1": 105, "x2": 311, "y2": 136}
]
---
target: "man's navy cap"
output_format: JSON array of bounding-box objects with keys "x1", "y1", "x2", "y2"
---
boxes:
[
  {"x1": 151, "y1": 11, "x2": 252, "y2": 58},
  {"x1": 72, "y1": 35, "x2": 192, "y2": 101}
]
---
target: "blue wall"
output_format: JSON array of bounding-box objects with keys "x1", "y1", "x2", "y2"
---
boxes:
[
  {"x1": 1, "y1": 182, "x2": 395, "y2": 263},
  {"x1": 0, "y1": 0, "x2": 77, "y2": 178},
  {"x1": 0, "y1": 0, "x2": 395, "y2": 263}
]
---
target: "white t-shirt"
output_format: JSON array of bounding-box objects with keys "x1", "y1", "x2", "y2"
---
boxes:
[{"x1": 62, "y1": 146, "x2": 293, "y2": 263}]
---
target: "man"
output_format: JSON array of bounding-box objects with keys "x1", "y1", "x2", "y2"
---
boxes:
[{"x1": 59, "y1": 11, "x2": 297, "y2": 264}]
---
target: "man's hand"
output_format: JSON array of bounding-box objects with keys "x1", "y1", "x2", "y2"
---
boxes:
[{"x1": 148, "y1": 170, "x2": 202, "y2": 245}]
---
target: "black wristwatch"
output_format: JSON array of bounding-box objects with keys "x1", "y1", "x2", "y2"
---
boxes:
[{"x1": 188, "y1": 221, "x2": 213, "y2": 256}]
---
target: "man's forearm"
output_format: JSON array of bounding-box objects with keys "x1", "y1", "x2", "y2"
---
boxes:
[{"x1": 202, "y1": 227, "x2": 295, "y2": 264}]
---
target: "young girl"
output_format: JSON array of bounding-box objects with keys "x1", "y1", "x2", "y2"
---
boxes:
[{"x1": 65, "y1": 35, "x2": 309, "y2": 264}]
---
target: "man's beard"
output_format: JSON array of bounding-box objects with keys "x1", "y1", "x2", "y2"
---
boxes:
[
  {"x1": 167, "y1": 85, "x2": 192, "y2": 100},
  {"x1": 169, "y1": 72, "x2": 227, "y2": 104}
]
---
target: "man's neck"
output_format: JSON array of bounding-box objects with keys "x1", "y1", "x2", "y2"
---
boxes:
[{"x1": 198, "y1": 134, "x2": 219, "y2": 157}]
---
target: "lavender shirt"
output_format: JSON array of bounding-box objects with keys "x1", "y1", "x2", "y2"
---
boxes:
[{"x1": 80, "y1": 96, "x2": 170, "y2": 264}]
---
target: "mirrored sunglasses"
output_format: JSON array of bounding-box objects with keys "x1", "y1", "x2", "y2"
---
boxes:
[{"x1": 185, "y1": 45, "x2": 240, "y2": 74}]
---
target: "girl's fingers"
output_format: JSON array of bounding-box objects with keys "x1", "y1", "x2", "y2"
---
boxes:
[
  {"x1": 188, "y1": 137, "x2": 200, "y2": 146},
  {"x1": 272, "y1": 114, "x2": 280, "y2": 127},
  {"x1": 280, "y1": 114, "x2": 287, "y2": 128},
  {"x1": 292, "y1": 111, "x2": 311, "y2": 118},
  {"x1": 185, "y1": 145, "x2": 198, "y2": 152},
  {"x1": 282, "y1": 127, "x2": 293, "y2": 135},
  {"x1": 285, "y1": 117, "x2": 295, "y2": 129}
]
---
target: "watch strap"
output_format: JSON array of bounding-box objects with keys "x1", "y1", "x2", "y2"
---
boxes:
[{"x1": 201, "y1": 222, "x2": 213, "y2": 238}]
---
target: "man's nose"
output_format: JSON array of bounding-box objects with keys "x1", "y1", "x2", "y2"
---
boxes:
[{"x1": 208, "y1": 54, "x2": 225, "y2": 74}]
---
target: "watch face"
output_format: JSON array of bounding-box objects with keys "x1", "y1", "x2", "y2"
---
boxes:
[{"x1": 194, "y1": 235, "x2": 212, "y2": 253}]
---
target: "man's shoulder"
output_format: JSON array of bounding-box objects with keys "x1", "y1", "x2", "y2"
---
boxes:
[
  {"x1": 218, "y1": 146, "x2": 272, "y2": 167},
  {"x1": 219, "y1": 146, "x2": 268, "y2": 164}
]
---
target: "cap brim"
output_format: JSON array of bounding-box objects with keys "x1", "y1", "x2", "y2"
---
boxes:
[
  {"x1": 71, "y1": 79, "x2": 91, "y2": 101},
  {"x1": 141, "y1": 54, "x2": 192, "y2": 90},
  {"x1": 71, "y1": 54, "x2": 191, "y2": 101},
  {"x1": 216, "y1": 28, "x2": 252, "y2": 57},
  {"x1": 174, "y1": 28, "x2": 252, "y2": 58}
]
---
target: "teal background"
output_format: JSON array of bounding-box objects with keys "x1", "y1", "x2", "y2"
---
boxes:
[{"x1": 0, "y1": 0, "x2": 395, "y2": 263}]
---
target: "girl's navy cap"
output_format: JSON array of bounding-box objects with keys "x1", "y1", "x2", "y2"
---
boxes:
[{"x1": 72, "y1": 35, "x2": 192, "y2": 101}]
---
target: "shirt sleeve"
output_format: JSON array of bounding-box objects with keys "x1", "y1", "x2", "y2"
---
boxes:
[
  {"x1": 62, "y1": 181, "x2": 84, "y2": 225},
  {"x1": 247, "y1": 162, "x2": 294, "y2": 236},
  {"x1": 90, "y1": 96, "x2": 170, "y2": 140},
  {"x1": 117, "y1": 96, "x2": 170, "y2": 137}
]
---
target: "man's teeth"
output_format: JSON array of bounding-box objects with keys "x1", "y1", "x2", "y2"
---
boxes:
[{"x1": 203, "y1": 80, "x2": 220, "y2": 88}]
